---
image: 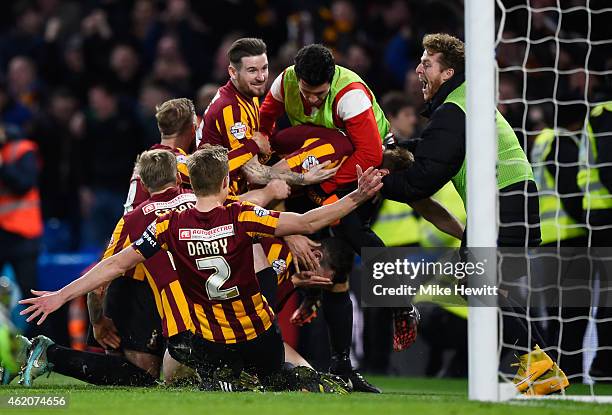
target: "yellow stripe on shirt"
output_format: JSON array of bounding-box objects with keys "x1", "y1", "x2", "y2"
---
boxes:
[
  {"x1": 231, "y1": 299, "x2": 258, "y2": 340},
  {"x1": 169, "y1": 280, "x2": 196, "y2": 333}
]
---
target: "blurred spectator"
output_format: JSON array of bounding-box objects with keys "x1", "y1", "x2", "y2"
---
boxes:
[
  {"x1": 195, "y1": 83, "x2": 220, "y2": 115},
  {"x1": 138, "y1": 82, "x2": 172, "y2": 148},
  {"x1": 31, "y1": 88, "x2": 82, "y2": 250},
  {"x1": 0, "y1": 81, "x2": 33, "y2": 131},
  {"x1": 322, "y1": 0, "x2": 358, "y2": 56},
  {"x1": 79, "y1": 84, "x2": 144, "y2": 249},
  {"x1": 7, "y1": 56, "x2": 43, "y2": 113},
  {"x1": 0, "y1": 123, "x2": 43, "y2": 314},
  {"x1": 152, "y1": 34, "x2": 191, "y2": 96},
  {"x1": 131, "y1": 0, "x2": 162, "y2": 66},
  {"x1": 109, "y1": 43, "x2": 143, "y2": 100},
  {"x1": 380, "y1": 92, "x2": 418, "y2": 142},
  {"x1": 0, "y1": 3, "x2": 44, "y2": 69}
]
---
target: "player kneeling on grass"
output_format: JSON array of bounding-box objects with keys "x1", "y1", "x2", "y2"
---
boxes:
[
  {"x1": 19, "y1": 145, "x2": 383, "y2": 392},
  {"x1": 14, "y1": 150, "x2": 333, "y2": 390}
]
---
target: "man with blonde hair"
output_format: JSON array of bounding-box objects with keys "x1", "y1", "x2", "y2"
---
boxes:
[{"x1": 379, "y1": 33, "x2": 569, "y2": 395}]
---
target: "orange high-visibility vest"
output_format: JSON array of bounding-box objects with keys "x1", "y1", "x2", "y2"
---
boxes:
[{"x1": 0, "y1": 139, "x2": 43, "y2": 239}]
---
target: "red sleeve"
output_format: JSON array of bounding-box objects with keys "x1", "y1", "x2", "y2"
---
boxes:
[
  {"x1": 259, "y1": 93, "x2": 286, "y2": 138},
  {"x1": 320, "y1": 87, "x2": 383, "y2": 193}
]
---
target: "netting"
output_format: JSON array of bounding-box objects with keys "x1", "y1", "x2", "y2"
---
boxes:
[{"x1": 492, "y1": 0, "x2": 612, "y2": 399}]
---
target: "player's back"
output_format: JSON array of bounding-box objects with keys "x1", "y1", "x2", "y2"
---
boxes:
[
  {"x1": 155, "y1": 202, "x2": 277, "y2": 344},
  {"x1": 107, "y1": 186, "x2": 198, "y2": 337}
]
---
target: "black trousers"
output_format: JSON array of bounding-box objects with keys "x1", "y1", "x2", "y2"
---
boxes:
[{"x1": 167, "y1": 323, "x2": 285, "y2": 382}]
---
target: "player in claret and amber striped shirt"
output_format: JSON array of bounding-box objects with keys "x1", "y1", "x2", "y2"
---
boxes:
[
  {"x1": 124, "y1": 98, "x2": 196, "y2": 213},
  {"x1": 20, "y1": 144, "x2": 383, "y2": 386},
  {"x1": 198, "y1": 38, "x2": 338, "y2": 196}
]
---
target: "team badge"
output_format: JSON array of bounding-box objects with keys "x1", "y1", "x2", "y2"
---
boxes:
[
  {"x1": 272, "y1": 259, "x2": 287, "y2": 275},
  {"x1": 230, "y1": 122, "x2": 247, "y2": 140},
  {"x1": 254, "y1": 206, "x2": 270, "y2": 217},
  {"x1": 301, "y1": 155, "x2": 320, "y2": 171}
]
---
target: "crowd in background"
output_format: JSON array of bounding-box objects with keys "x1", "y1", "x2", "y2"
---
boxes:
[
  {"x1": 0, "y1": 0, "x2": 608, "y2": 251},
  {"x1": 0, "y1": 0, "x2": 611, "y2": 377}
]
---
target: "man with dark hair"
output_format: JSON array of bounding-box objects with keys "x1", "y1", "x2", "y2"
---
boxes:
[
  {"x1": 260, "y1": 44, "x2": 389, "y2": 214},
  {"x1": 257, "y1": 43, "x2": 389, "y2": 392},
  {"x1": 380, "y1": 92, "x2": 419, "y2": 143},
  {"x1": 199, "y1": 38, "x2": 336, "y2": 196},
  {"x1": 19, "y1": 146, "x2": 383, "y2": 392}
]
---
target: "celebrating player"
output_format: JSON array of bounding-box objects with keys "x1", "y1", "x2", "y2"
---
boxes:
[
  {"x1": 19, "y1": 145, "x2": 382, "y2": 390},
  {"x1": 199, "y1": 38, "x2": 337, "y2": 195}
]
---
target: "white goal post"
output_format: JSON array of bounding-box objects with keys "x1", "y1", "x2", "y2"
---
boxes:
[
  {"x1": 465, "y1": 0, "x2": 499, "y2": 403},
  {"x1": 467, "y1": 0, "x2": 612, "y2": 403}
]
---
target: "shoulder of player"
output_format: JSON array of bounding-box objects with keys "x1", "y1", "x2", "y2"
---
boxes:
[
  {"x1": 333, "y1": 82, "x2": 372, "y2": 105},
  {"x1": 204, "y1": 84, "x2": 240, "y2": 120}
]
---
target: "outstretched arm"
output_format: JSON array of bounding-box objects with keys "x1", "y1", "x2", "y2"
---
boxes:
[
  {"x1": 20, "y1": 247, "x2": 144, "y2": 325},
  {"x1": 409, "y1": 198, "x2": 464, "y2": 240},
  {"x1": 274, "y1": 165, "x2": 383, "y2": 236}
]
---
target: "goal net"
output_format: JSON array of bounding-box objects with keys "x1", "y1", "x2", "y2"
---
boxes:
[{"x1": 468, "y1": 0, "x2": 612, "y2": 401}]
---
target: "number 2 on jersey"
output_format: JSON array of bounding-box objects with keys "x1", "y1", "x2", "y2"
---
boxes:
[{"x1": 196, "y1": 256, "x2": 240, "y2": 300}]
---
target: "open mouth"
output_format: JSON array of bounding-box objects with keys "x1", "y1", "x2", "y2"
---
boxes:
[{"x1": 420, "y1": 78, "x2": 428, "y2": 94}]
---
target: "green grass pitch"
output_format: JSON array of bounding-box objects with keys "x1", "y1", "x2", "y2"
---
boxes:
[{"x1": 2, "y1": 374, "x2": 612, "y2": 415}]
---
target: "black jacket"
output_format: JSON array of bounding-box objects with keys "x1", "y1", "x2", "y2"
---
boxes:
[
  {"x1": 381, "y1": 72, "x2": 541, "y2": 246},
  {"x1": 381, "y1": 73, "x2": 466, "y2": 203}
]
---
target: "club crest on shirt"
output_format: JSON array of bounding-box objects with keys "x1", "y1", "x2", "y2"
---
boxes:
[
  {"x1": 272, "y1": 259, "x2": 287, "y2": 276},
  {"x1": 301, "y1": 155, "x2": 320, "y2": 171},
  {"x1": 230, "y1": 122, "x2": 247, "y2": 140},
  {"x1": 254, "y1": 206, "x2": 270, "y2": 217}
]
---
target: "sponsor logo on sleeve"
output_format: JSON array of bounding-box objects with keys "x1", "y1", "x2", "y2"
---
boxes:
[
  {"x1": 146, "y1": 220, "x2": 157, "y2": 234},
  {"x1": 230, "y1": 122, "x2": 248, "y2": 140},
  {"x1": 253, "y1": 206, "x2": 270, "y2": 217},
  {"x1": 178, "y1": 224, "x2": 235, "y2": 241}
]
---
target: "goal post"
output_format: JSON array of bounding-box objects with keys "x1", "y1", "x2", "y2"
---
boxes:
[
  {"x1": 465, "y1": 0, "x2": 499, "y2": 402},
  {"x1": 467, "y1": 0, "x2": 612, "y2": 403}
]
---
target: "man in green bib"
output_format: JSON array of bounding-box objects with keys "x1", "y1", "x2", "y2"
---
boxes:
[
  {"x1": 259, "y1": 43, "x2": 392, "y2": 393},
  {"x1": 380, "y1": 33, "x2": 571, "y2": 395}
]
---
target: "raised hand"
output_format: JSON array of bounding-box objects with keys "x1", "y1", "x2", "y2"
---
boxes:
[{"x1": 352, "y1": 165, "x2": 384, "y2": 204}]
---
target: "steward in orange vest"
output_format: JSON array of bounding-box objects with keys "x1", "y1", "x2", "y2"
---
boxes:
[
  {"x1": 0, "y1": 124, "x2": 42, "y2": 309},
  {"x1": 0, "y1": 132, "x2": 43, "y2": 238}
]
